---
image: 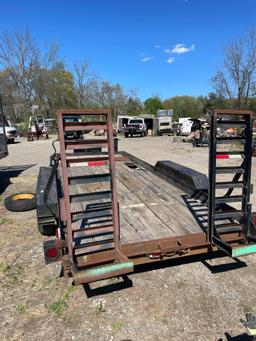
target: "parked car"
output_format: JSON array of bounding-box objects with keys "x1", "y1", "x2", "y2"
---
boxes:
[
  {"x1": 123, "y1": 118, "x2": 147, "y2": 137},
  {"x1": 0, "y1": 95, "x2": 8, "y2": 158},
  {"x1": 5, "y1": 120, "x2": 17, "y2": 143}
]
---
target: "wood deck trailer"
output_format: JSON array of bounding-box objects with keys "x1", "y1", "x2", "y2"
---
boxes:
[{"x1": 36, "y1": 109, "x2": 256, "y2": 286}]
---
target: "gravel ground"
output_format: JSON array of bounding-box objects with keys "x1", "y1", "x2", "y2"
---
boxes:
[{"x1": 0, "y1": 135, "x2": 256, "y2": 341}]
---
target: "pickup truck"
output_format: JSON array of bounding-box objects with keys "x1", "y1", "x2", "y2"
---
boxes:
[
  {"x1": 123, "y1": 118, "x2": 147, "y2": 137},
  {"x1": 5, "y1": 120, "x2": 17, "y2": 143}
]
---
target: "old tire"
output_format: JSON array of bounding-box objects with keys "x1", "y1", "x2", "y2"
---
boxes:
[{"x1": 4, "y1": 193, "x2": 36, "y2": 212}]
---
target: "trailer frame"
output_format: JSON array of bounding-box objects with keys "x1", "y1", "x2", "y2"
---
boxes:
[{"x1": 37, "y1": 109, "x2": 256, "y2": 286}]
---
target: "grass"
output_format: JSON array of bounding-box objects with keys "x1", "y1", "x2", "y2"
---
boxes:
[
  {"x1": 0, "y1": 260, "x2": 8, "y2": 273},
  {"x1": 112, "y1": 322, "x2": 124, "y2": 331},
  {"x1": 242, "y1": 304, "x2": 256, "y2": 314},
  {"x1": 0, "y1": 261, "x2": 24, "y2": 288},
  {"x1": 49, "y1": 285, "x2": 75, "y2": 316},
  {"x1": 39, "y1": 275, "x2": 58, "y2": 291},
  {"x1": 15, "y1": 304, "x2": 27, "y2": 315},
  {"x1": 0, "y1": 218, "x2": 10, "y2": 225}
]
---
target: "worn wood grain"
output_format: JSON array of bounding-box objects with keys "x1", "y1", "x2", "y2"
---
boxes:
[{"x1": 69, "y1": 160, "x2": 201, "y2": 244}]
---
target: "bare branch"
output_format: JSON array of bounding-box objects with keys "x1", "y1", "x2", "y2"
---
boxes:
[{"x1": 211, "y1": 27, "x2": 256, "y2": 107}]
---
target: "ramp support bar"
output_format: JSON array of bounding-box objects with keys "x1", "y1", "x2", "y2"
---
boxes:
[{"x1": 73, "y1": 261, "x2": 134, "y2": 285}]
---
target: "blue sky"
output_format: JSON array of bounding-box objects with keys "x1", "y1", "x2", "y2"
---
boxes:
[{"x1": 0, "y1": 0, "x2": 256, "y2": 100}]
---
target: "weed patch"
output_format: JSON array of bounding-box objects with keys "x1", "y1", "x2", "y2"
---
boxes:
[
  {"x1": 242, "y1": 304, "x2": 255, "y2": 314},
  {"x1": 112, "y1": 322, "x2": 124, "y2": 331},
  {"x1": 49, "y1": 285, "x2": 75, "y2": 316},
  {"x1": 0, "y1": 218, "x2": 10, "y2": 225},
  {"x1": 0, "y1": 261, "x2": 24, "y2": 288},
  {"x1": 15, "y1": 304, "x2": 27, "y2": 315}
]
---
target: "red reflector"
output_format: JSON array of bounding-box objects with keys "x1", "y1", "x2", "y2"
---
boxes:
[
  {"x1": 46, "y1": 247, "x2": 59, "y2": 259},
  {"x1": 148, "y1": 252, "x2": 161, "y2": 259},
  {"x1": 216, "y1": 154, "x2": 229, "y2": 159},
  {"x1": 88, "y1": 161, "x2": 106, "y2": 166}
]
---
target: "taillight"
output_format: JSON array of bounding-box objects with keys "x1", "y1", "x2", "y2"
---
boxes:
[
  {"x1": 46, "y1": 247, "x2": 59, "y2": 259},
  {"x1": 43, "y1": 240, "x2": 61, "y2": 264}
]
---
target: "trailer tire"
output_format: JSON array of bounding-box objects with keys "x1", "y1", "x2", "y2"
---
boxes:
[{"x1": 4, "y1": 193, "x2": 36, "y2": 212}]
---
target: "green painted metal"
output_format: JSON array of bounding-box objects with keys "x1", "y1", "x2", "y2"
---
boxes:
[
  {"x1": 232, "y1": 243, "x2": 256, "y2": 257},
  {"x1": 84, "y1": 261, "x2": 134, "y2": 277},
  {"x1": 74, "y1": 261, "x2": 134, "y2": 284}
]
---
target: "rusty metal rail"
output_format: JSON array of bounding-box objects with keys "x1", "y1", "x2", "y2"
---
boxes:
[
  {"x1": 57, "y1": 109, "x2": 133, "y2": 282},
  {"x1": 38, "y1": 108, "x2": 256, "y2": 286}
]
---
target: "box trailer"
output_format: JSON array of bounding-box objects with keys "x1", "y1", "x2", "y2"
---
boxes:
[{"x1": 116, "y1": 115, "x2": 134, "y2": 133}]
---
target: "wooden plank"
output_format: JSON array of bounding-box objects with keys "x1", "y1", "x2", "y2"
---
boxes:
[
  {"x1": 69, "y1": 182, "x2": 110, "y2": 195},
  {"x1": 116, "y1": 162, "x2": 200, "y2": 236},
  {"x1": 117, "y1": 162, "x2": 186, "y2": 204},
  {"x1": 70, "y1": 159, "x2": 202, "y2": 245}
]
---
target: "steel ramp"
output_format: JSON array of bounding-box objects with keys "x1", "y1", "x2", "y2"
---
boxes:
[
  {"x1": 207, "y1": 109, "x2": 256, "y2": 257},
  {"x1": 57, "y1": 109, "x2": 133, "y2": 283}
]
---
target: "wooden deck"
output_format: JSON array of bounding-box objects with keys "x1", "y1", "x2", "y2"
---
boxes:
[{"x1": 68, "y1": 158, "x2": 202, "y2": 244}]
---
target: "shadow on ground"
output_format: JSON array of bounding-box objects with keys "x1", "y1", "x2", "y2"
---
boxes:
[
  {"x1": 83, "y1": 274, "x2": 133, "y2": 297},
  {"x1": 0, "y1": 164, "x2": 36, "y2": 194},
  {"x1": 80, "y1": 251, "x2": 247, "y2": 298},
  {"x1": 218, "y1": 332, "x2": 254, "y2": 340}
]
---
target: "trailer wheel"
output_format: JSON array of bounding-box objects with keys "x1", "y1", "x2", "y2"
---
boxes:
[{"x1": 4, "y1": 193, "x2": 36, "y2": 212}]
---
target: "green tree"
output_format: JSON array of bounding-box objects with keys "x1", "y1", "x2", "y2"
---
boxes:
[
  {"x1": 144, "y1": 96, "x2": 163, "y2": 116},
  {"x1": 41, "y1": 62, "x2": 77, "y2": 117},
  {"x1": 163, "y1": 96, "x2": 204, "y2": 120},
  {"x1": 126, "y1": 95, "x2": 143, "y2": 116}
]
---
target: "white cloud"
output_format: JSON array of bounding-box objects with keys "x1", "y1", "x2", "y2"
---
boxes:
[
  {"x1": 141, "y1": 56, "x2": 154, "y2": 62},
  {"x1": 171, "y1": 43, "x2": 195, "y2": 54},
  {"x1": 164, "y1": 48, "x2": 171, "y2": 53},
  {"x1": 166, "y1": 57, "x2": 175, "y2": 64},
  {"x1": 155, "y1": 45, "x2": 160, "y2": 48}
]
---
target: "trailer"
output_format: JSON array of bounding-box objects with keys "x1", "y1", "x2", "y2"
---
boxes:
[{"x1": 36, "y1": 109, "x2": 256, "y2": 286}]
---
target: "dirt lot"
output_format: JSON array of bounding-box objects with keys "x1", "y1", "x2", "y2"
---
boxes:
[{"x1": 0, "y1": 136, "x2": 256, "y2": 341}]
